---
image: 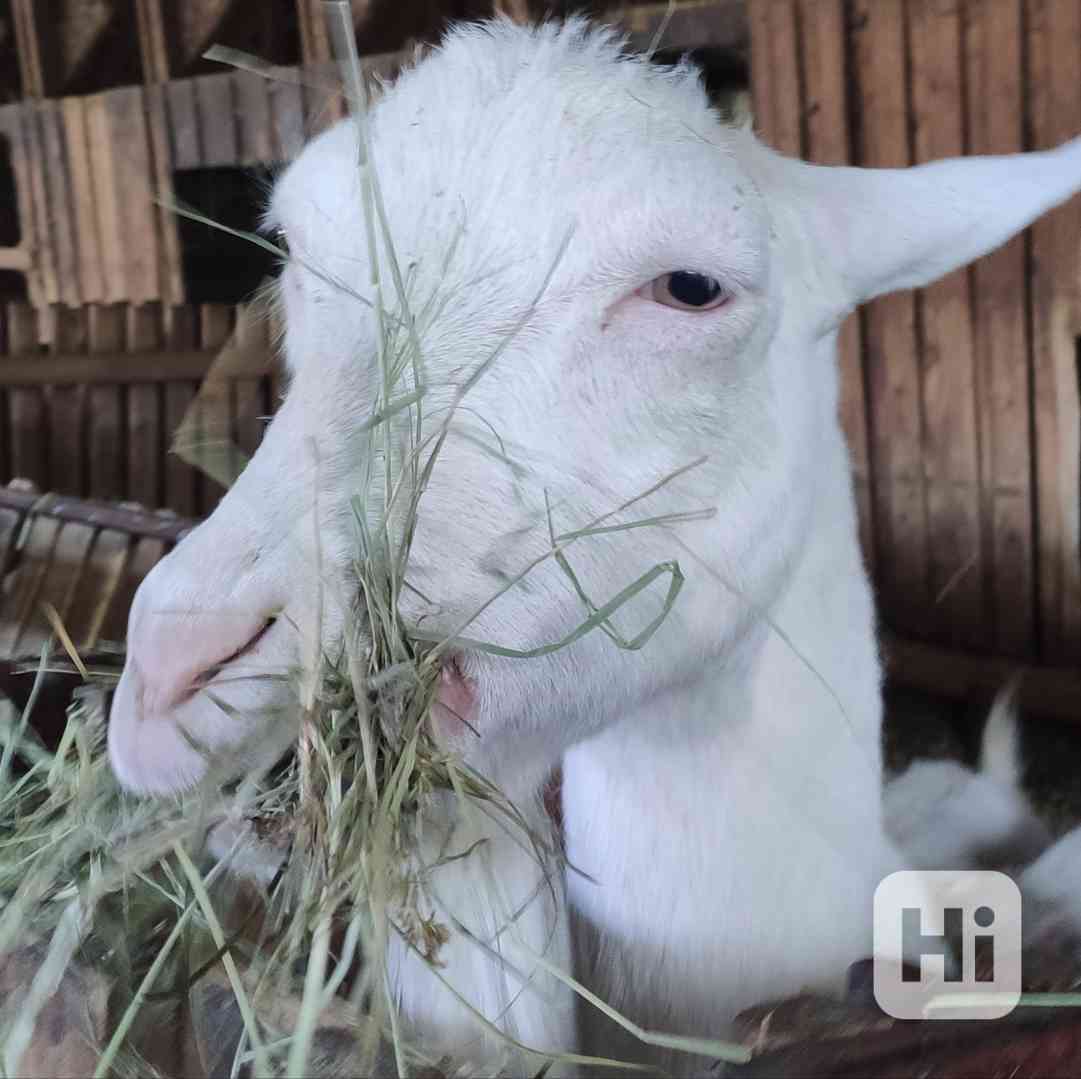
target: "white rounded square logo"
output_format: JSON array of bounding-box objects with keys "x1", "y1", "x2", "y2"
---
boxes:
[{"x1": 873, "y1": 870, "x2": 1021, "y2": 1020}]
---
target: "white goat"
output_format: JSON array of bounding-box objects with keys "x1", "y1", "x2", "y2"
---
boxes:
[{"x1": 107, "y1": 18, "x2": 1081, "y2": 1075}]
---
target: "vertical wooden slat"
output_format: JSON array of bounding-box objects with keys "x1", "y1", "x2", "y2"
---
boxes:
[
  {"x1": 135, "y1": 0, "x2": 172, "y2": 84},
  {"x1": 748, "y1": 0, "x2": 773, "y2": 144},
  {"x1": 236, "y1": 72, "x2": 274, "y2": 167},
  {"x1": 1027, "y1": 0, "x2": 1081, "y2": 662},
  {"x1": 146, "y1": 85, "x2": 185, "y2": 306},
  {"x1": 766, "y1": 1, "x2": 803, "y2": 157},
  {"x1": 61, "y1": 97, "x2": 106, "y2": 305},
  {"x1": 164, "y1": 305, "x2": 199, "y2": 517},
  {"x1": 5, "y1": 303, "x2": 46, "y2": 487},
  {"x1": 67, "y1": 525, "x2": 131, "y2": 650},
  {"x1": 11, "y1": 0, "x2": 48, "y2": 100},
  {"x1": 87, "y1": 305, "x2": 125, "y2": 501},
  {"x1": 852, "y1": 0, "x2": 930, "y2": 636},
  {"x1": 797, "y1": 0, "x2": 875, "y2": 571},
  {"x1": 85, "y1": 93, "x2": 126, "y2": 304},
  {"x1": 47, "y1": 307, "x2": 88, "y2": 497},
  {"x1": 908, "y1": 0, "x2": 986, "y2": 648},
  {"x1": 127, "y1": 304, "x2": 164, "y2": 508},
  {"x1": 196, "y1": 73, "x2": 239, "y2": 168},
  {"x1": 36, "y1": 518, "x2": 98, "y2": 642},
  {"x1": 23, "y1": 103, "x2": 58, "y2": 310},
  {"x1": 296, "y1": 0, "x2": 333, "y2": 66},
  {"x1": 112, "y1": 87, "x2": 161, "y2": 305},
  {"x1": 39, "y1": 101, "x2": 80, "y2": 309},
  {"x1": 167, "y1": 80, "x2": 202, "y2": 171},
  {"x1": 965, "y1": 0, "x2": 1033, "y2": 658}
]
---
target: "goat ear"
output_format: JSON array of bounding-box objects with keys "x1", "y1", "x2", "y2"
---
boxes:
[{"x1": 758, "y1": 136, "x2": 1081, "y2": 320}]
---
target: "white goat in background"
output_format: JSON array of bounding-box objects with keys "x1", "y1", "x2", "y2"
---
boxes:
[{"x1": 106, "y1": 18, "x2": 1081, "y2": 1075}]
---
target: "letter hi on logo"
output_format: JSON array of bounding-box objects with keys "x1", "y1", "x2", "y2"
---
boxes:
[{"x1": 873, "y1": 871, "x2": 1021, "y2": 1020}]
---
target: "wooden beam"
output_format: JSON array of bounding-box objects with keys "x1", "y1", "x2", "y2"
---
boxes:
[
  {"x1": 0, "y1": 485, "x2": 196, "y2": 543},
  {"x1": 0, "y1": 348, "x2": 268, "y2": 387},
  {"x1": 884, "y1": 633, "x2": 1081, "y2": 726}
]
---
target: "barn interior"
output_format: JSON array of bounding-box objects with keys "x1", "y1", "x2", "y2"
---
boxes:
[{"x1": 2, "y1": 1, "x2": 1081, "y2": 1076}]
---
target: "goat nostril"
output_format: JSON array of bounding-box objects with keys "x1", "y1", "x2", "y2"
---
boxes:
[{"x1": 189, "y1": 617, "x2": 277, "y2": 696}]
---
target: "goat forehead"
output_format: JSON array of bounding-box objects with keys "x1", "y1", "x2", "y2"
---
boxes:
[{"x1": 273, "y1": 23, "x2": 756, "y2": 269}]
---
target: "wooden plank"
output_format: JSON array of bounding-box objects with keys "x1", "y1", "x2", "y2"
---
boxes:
[
  {"x1": 84, "y1": 93, "x2": 126, "y2": 304},
  {"x1": 46, "y1": 308, "x2": 87, "y2": 497},
  {"x1": 908, "y1": 0, "x2": 986, "y2": 649},
  {"x1": 61, "y1": 97, "x2": 106, "y2": 305},
  {"x1": 0, "y1": 348, "x2": 260, "y2": 387},
  {"x1": 22, "y1": 102, "x2": 58, "y2": 309},
  {"x1": 235, "y1": 71, "x2": 274, "y2": 167},
  {"x1": 110, "y1": 87, "x2": 161, "y2": 305},
  {"x1": 163, "y1": 306, "x2": 199, "y2": 517},
  {"x1": 39, "y1": 101, "x2": 79, "y2": 308},
  {"x1": 35, "y1": 518, "x2": 98, "y2": 640},
  {"x1": 126, "y1": 305, "x2": 164, "y2": 508},
  {"x1": 798, "y1": 0, "x2": 874, "y2": 571},
  {"x1": 11, "y1": 0, "x2": 47, "y2": 99},
  {"x1": 1027, "y1": 0, "x2": 1081, "y2": 662},
  {"x1": 167, "y1": 79, "x2": 202, "y2": 170},
  {"x1": 86, "y1": 305, "x2": 125, "y2": 501},
  {"x1": 66, "y1": 526, "x2": 132, "y2": 650},
  {"x1": 851, "y1": 0, "x2": 929, "y2": 635},
  {"x1": 884, "y1": 633, "x2": 1081, "y2": 728},
  {"x1": 270, "y1": 77, "x2": 306, "y2": 162},
  {"x1": 765, "y1": 0, "x2": 802, "y2": 157},
  {"x1": 296, "y1": 0, "x2": 332, "y2": 66},
  {"x1": 748, "y1": 0, "x2": 774, "y2": 145},
  {"x1": 965, "y1": 0, "x2": 1032, "y2": 658},
  {"x1": 195, "y1": 73, "x2": 239, "y2": 169},
  {"x1": 4, "y1": 303, "x2": 47, "y2": 488},
  {"x1": 135, "y1": 0, "x2": 172, "y2": 83},
  {"x1": 146, "y1": 85, "x2": 185, "y2": 306}
]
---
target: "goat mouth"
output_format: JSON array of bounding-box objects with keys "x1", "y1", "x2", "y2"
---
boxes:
[
  {"x1": 431, "y1": 654, "x2": 478, "y2": 740},
  {"x1": 189, "y1": 617, "x2": 278, "y2": 699}
]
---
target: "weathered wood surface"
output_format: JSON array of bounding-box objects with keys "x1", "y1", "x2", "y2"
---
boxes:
[
  {"x1": 0, "y1": 481, "x2": 196, "y2": 658},
  {"x1": 747, "y1": 0, "x2": 1081, "y2": 666}
]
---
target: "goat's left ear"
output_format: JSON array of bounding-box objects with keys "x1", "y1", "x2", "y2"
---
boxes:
[{"x1": 754, "y1": 135, "x2": 1081, "y2": 324}]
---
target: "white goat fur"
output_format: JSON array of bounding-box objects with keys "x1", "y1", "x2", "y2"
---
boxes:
[
  {"x1": 884, "y1": 687, "x2": 1051, "y2": 873},
  {"x1": 107, "y1": 19, "x2": 1081, "y2": 1074}
]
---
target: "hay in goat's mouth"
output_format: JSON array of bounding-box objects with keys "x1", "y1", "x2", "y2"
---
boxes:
[{"x1": 0, "y1": 5, "x2": 750, "y2": 1075}]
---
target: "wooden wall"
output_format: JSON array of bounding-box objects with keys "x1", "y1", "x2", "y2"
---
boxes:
[
  {"x1": 0, "y1": 299, "x2": 274, "y2": 519},
  {"x1": 750, "y1": 0, "x2": 1081, "y2": 666}
]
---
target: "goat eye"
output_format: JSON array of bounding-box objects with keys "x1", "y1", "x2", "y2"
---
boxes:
[{"x1": 639, "y1": 271, "x2": 726, "y2": 311}]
